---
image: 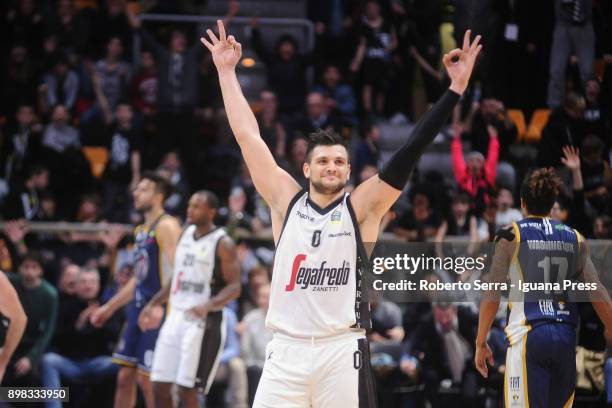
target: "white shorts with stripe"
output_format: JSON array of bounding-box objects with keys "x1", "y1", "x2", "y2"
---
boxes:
[
  {"x1": 253, "y1": 330, "x2": 376, "y2": 408},
  {"x1": 150, "y1": 308, "x2": 225, "y2": 391}
]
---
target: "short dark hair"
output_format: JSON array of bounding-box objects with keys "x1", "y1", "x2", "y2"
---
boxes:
[
  {"x1": 26, "y1": 164, "x2": 47, "y2": 179},
  {"x1": 306, "y1": 130, "x2": 347, "y2": 162},
  {"x1": 193, "y1": 190, "x2": 219, "y2": 210},
  {"x1": 520, "y1": 168, "x2": 561, "y2": 215},
  {"x1": 141, "y1": 171, "x2": 173, "y2": 201},
  {"x1": 20, "y1": 250, "x2": 43, "y2": 268},
  {"x1": 581, "y1": 135, "x2": 604, "y2": 157},
  {"x1": 452, "y1": 191, "x2": 471, "y2": 205}
]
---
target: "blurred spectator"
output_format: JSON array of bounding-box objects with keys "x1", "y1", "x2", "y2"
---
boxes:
[
  {"x1": 583, "y1": 78, "x2": 606, "y2": 141},
  {"x1": 239, "y1": 283, "x2": 272, "y2": 406},
  {"x1": 231, "y1": 162, "x2": 272, "y2": 233},
  {"x1": 461, "y1": 98, "x2": 517, "y2": 189},
  {"x1": 592, "y1": 215, "x2": 611, "y2": 239},
  {"x1": 436, "y1": 192, "x2": 481, "y2": 239},
  {"x1": 156, "y1": 151, "x2": 188, "y2": 217},
  {"x1": 221, "y1": 187, "x2": 257, "y2": 235},
  {"x1": 350, "y1": 0, "x2": 397, "y2": 116},
  {"x1": 92, "y1": 95, "x2": 142, "y2": 223},
  {"x1": 3, "y1": 252, "x2": 58, "y2": 391},
  {"x1": 251, "y1": 20, "x2": 313, "y2": 116},
  {"x1": 57, "y1": 263, "x2": 79, "y2": 297},
  {"x1": 40, "y1": 54, "x2": 80, "y2": 114},
  {"x1": 392, "y1": 185, "x2": 441, "y2": 242},
  {"x1": 575, "y1": 303, "x2": 606, "y2": 400},
  {"x1": 82, "y1": 37, "x2": 131, "y2": 125},
  {"x1": 44, "y1": 0, "x2": 89, "y2": 58},
  {"x1": 369, "y1": 294, "x2": 405, "y2": 345},
  {"x1": 400, "y1": 303, "x2": 480, "y2": 408},
  {"x1": 307, "y1": 0, "x2": 356, "y2": 62},
  {"x1": 435, "y1": 192, "x2": 488, "y2": 259},
  {"x1": 394, "y1": 0, "x2": 445, "y2": 109},
  {"x1": 90, "y1": 0, "x2": 132, "y2": 58},
  {"x1": 537, "y1": 92, "x2": 586, "y2": 168},
  {"x1": 550, "y1": 146, "x2": 592, "y2": 237},
  {"x1": 130, "y1": 13, "x2": 203, "y2": 180},
  {"x1": 494, "y1": 187, "x2": 523, "y2": 229},
  {"x1": 1, "y1": 45, "x2": 39, "y2": 118},
  {"x1": 547, "y1": 0, "x2": 595, "y2": 108},
  {"x1": 580, "y1": 135, "x2": 611, "y2": 215},
  {"x1": 282, "y1": 137, "x2": 308, "y2": 189},
  {"x1": 354, "y1": 122, "x2": 380, "y2": 179},
  {"x1": 2, "y1": 165, "x2": 49, "y2": 220},
  {"x1": 313, "y1": 64, "x2": 358, "y2": 127},
  {"x1": 74, "y1": 195, "x2": 100, "y2": 223},
  {"x1": 42, "y1": 104, "x2": 80, "y2": 153},
  {"x1": 41, "y1": 267, "x2": 119, "y2": 408},
  {"x1": 451, "y1": 125, "x2": 499, "y2": 215},
  {"x1": 130, "y1": 50, "x2": 158, "y2": 116},
  {"x1": 256, "y1": 90, "x2": 287, "y2": 160},
  {"x1": 0, "y1": 104, "x2": 43, "y2": 190},
  {"x1": 209, "y1": 307, "x2": 248, "y2": 408},
  {"x1": 4, "y1": 0, "x2": 44, "y2": 56},
  {"x1": 291, "y1": 92, "x2": 343, "y2": 141}
]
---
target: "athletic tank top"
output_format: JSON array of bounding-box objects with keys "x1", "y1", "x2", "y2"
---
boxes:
[
  {"x1": 168, "y1": 225, "x2": 227, "y2": 311},
  {"x1": 133, "y1": 214, "x2": 172, "y2": 307},
  {"x1": 505, "y1": 217, "x2": 581, "y2": 346},
  {"x1": 266, "y1": 191, "x2": 370, "y2": 338}
]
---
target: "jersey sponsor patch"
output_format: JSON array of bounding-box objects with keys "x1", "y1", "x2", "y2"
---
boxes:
[{"x1": 285, "y1": 254, "x2": 351, "y2": 292}]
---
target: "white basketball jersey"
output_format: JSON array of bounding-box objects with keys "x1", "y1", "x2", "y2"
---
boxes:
[
  {"x1": 168, "y1": 225, "x2": 227, "y2": 311},
  {"x1": 266, "y1": 191, "x2": 370, "y2": 337}
]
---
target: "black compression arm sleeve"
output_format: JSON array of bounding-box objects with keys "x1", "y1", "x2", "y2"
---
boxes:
[{"x1": 379, "y1": 89, "x2": 460, "y2": 190}]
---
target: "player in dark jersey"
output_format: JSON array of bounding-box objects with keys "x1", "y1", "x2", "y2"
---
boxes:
[
  {"x1": 475, "y1": 168, "x2": 612, "y2": 407},
  {"x1": 202, "y1": 20, "x2": 481, "y2": 408},
  {"x1": 0, "y1": 272, "x2": 27, "y2": 384},
  {"x1": 91, "y1": 171, "x2": 182, "y2": 408}
]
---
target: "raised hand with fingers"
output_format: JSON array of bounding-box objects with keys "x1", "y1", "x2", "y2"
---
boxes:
[
  {"x1": 561, "y1": 145, "x2": 580, "y2": 171},
  {"x1": 201, "y1": 20, "x2": 242, "y2": 73},
  {"x1": 443, "y1": 30, "x2": 482, "y2": 95}
]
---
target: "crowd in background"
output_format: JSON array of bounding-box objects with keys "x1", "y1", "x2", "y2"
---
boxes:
[{"x1": 0, "y1": 0, "x2": 611, "y2": 407}]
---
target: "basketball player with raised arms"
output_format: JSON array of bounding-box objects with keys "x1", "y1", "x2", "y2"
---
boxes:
[
  {"x1": 91, "y1": 171, "x2": 182, "y2": 408},
  {"x1": 202, "y1": 20, "x2": 481, "y2": 407},
  {"x1": 137, "y1": 191, "x2": 241, "y2": 408}
]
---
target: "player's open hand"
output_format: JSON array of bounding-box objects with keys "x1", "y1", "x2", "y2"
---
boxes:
[
  {"x1": 443, "y1": 30, "x2": 482, "y2": 95},
  {"x1": 475, "y1": 342, "x2": 494, "y2": 378},
  {"x1": 201, "y1": 20, "x2": 242, "y2": 73}
]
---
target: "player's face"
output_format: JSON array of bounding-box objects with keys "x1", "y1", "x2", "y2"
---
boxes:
[
  {"x1": 133, "y1": 179, "x2": 159, "y2": 212},
  {"x1": 305, "y1": 145, "x2": 350, "y2": 195},
  {"x1": 186, "y1": 195, "x2": 214, "y2": 225}
]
